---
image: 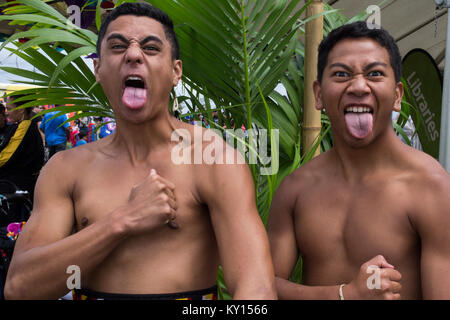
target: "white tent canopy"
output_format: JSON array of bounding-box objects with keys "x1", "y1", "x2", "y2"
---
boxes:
[
  {"x1": 329, "y1": 0, "x2": 447, "y2": 71},
  {"x1": 0, "y1": 0, "x2": 447, "y2": 72}
]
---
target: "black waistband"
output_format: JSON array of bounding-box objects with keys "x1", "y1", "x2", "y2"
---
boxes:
[{"x1": 72, "y1": 285, "x2": 218, "y2": 300}]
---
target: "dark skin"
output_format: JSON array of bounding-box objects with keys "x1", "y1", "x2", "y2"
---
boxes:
[
  {"x1": 5, "y1": 15, "x2": 276, "y2": 300},
  {"x1": 268, "y1": 38, "x2": 450, "y2": 300}
]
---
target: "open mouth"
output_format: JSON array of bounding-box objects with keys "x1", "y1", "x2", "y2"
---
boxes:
[
  {"x1": 122, "y1": 75, "x2": 147, "y2": 110},
  {"x1": 343, "y1": 105, "x2": 374, "y2": 139},
  {"x1": 343, "y1": 105, "x2": 373, "y2": 114},
  {"x1": 124, "y1": 76, "x2": 146, "y2": 89}
]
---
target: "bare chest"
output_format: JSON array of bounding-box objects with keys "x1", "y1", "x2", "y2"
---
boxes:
[
  {"x1": 294, "y1": 181, "x2": 419, "y2": 267},
  {"x1": 72, "y1": 158, "x2": 207, "y2": 232}
]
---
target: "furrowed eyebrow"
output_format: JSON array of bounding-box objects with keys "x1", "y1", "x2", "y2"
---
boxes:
[
  {"x1": 328, "y1": 63, "x2": 352, "y2": 72},
  {"x1": 328, "y1": 62, "x2": 388, "y2": 73},
  {"x1": 106, "y1": 33, "x2": 129, "y2": 44},
  {"x1": 105, "y1": 34, "x2": 163, "y2": 46},
  {"x1": 139, "y1": 35, "x2": 163, "y2": 46},
  {"x1": 363, "y1": 62, "x2": 388, "y2": 71}
]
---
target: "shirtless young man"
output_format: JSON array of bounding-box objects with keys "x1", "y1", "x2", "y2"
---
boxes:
[
  {"x1": 4, "y1": 3, "x2": 276, "y2": 300},
  {"x1": 267, "y1": 22, "x2": 450, "y2": 300}
]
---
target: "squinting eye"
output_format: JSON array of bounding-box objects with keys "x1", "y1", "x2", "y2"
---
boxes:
[
  {"x1": 368, "y1": 71, "x2": 383, "y2": 77},
  {"x1": 143, "y1": 46, "x2": 159, "y2": 52},
  {"x1": 334, "y1": 71, "x2": 349, "y2": 77},
  {"x1": 111, "y1": 44, "x2": 126, "y2": 50}
]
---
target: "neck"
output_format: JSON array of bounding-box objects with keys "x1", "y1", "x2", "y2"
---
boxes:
[
  {"x1": 331, "y1": 127, "x2": 406, "y2": 183},
  {"x1": 109, "y1": 109, "x2": 180, "y2": 165}
]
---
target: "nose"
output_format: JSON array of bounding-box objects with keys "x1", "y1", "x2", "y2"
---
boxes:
[
  {"x1": 346, "y1": 74, "x2": 371, "y2": 96},
  {"x1": 125, "y1": 43, "x2": 143, "y2": 64}
]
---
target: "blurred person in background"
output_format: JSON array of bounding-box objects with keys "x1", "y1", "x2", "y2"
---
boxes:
[
  {"x1": 39, "y1": 106, "x2": 70, "y2": 160},
  {"x1": 0, "y1": 95, "x2": 45, "y2": 203}
]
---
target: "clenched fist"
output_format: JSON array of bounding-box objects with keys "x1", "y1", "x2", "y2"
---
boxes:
[
  {"x1": 114, "y1": 169, "x2": 179, "y2": 235},
  {"x1": 343, "y1": 255, "x2": 402, "y2": 300}
]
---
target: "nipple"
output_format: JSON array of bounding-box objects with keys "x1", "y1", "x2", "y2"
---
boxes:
[{"x1": 81, "y1": 217, "x2": 89, "y2": 228}]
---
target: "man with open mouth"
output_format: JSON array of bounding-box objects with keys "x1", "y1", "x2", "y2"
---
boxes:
[
  {"x1": 268, "y1": 21, "x2": 450, "y2": 300},
  {"x1": 4, "y1": 2, "x2": 276, "y2": 300}
]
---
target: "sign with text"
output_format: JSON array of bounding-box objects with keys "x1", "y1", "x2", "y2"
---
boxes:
[{"x1": 402, "y1": 49, "x2": 442, "y2": 159}]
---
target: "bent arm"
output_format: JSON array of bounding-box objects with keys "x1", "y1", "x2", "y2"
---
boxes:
[
  {"x1": 417, "y1": 174, "x2": 450, "y2": 299},
  {"x1": 267, "y1": 176, "x2": 341, "y2": 300},
  {"x1": 200, "y1": 154, "x2": 276, "y2": 299},
  {"x1": 4, "y1": 152, "x2": 127, "y2": 300}
]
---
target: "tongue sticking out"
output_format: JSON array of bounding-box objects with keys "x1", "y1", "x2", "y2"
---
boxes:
[
  {"x1": 122, "y1": 86, "x2": 147, "y2": 109},
  {"x1": 344, "y1": 112, "x2": 373, "y2": 139}
]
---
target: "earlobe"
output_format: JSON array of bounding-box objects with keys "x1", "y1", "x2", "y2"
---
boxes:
[
  {"x1": 93, "y1": 58, "x2": 101, "y2": 83},
  {"x1": 313, "y1": 80, "x2": 324, "y2": 110},
  {"x1": 172, "y1": 59, "x2": 182, "y2": 86},
  {"x1": 393, "y1": 81, "x2": 404, "y2": 112}
]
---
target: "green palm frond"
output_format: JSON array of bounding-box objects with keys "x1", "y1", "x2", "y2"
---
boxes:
[{"x1": 1, "y1": 0, "x2": 417, "y2": 298}]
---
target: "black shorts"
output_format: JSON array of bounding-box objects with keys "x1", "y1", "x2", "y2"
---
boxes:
[{"x1": 72, "y1": 285, "x2": 218, "y2": 300}]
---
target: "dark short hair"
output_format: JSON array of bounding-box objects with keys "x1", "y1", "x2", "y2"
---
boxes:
[
  {"x1": 317, "y1": 21, "x2": 402, "y2": 83},
  {"x1": 8, "y1": 94, "x2": 33, "y2": 115},
  {"x1": 96, "y1": 2, "x2": 180, "y2": 60}
]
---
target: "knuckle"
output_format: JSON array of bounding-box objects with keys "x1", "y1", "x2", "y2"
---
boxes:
[
  {"x1": 380, "y1": 280, "x2": 389, "y2": 292},
  {"x1": 163, "y1": 204, "x2": 171, "y2": 213},
  {"x1": 384, "y1": 293, "x2": 395, "y2": 300}
]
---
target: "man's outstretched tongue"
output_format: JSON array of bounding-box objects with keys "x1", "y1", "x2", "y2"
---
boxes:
[
  {"x1": 122, "y1": 87, "x2": 147, "y2": 109},
  {"x1": 344, "y1": 112, "x2": 373, "y2": 139}
]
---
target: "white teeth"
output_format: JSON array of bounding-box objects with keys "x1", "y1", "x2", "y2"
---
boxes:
[
  {"x1": 127, "y1": 76, "x2": 143, "y2": 81},
  {"x1": 346, "y1": 106, "x2": 372, "y2": 113}
]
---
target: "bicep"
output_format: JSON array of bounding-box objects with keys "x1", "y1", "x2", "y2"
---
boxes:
[
  {"x1": 14, "y1": 152, "x2": 75, "y2": 253},
  {"x1": 267, "y1": 179, "x2": 298, "y2": 279},
  {"x1": 418, "y1": 177, "x2": 450, "y2": 299},
  {"x1": 201, "y1": 162, "x2": 272, "y2": 289}
]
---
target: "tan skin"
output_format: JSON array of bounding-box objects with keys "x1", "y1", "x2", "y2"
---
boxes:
[
  {"x1": 5, "y1": 97, "x2": 30, "y2": 123},
  {"x1": 5, "y1": 15, "x2": 276, "y2": 299},
  {"x1": 268, "y1": 38, "x2": 450, "y2": 300}
]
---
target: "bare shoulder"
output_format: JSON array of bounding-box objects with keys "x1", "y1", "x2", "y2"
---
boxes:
[
  {"x1": 401, "y1": 147, "x2": 450, "y2": 225},
  {"x1": 37, "y1": 139, "x2": 103, "y2": 190},
  {"x1": 268, "y1": 151, "x2": 333, "y2": 219},
  {"x1": 403, "y1": 147, "x2": 449, "y2": 191},
  {"x1": 278, "y1": 150, "x2": 334, "y2": 195},
  {"x1": 184, "y1": 124, "x2": 255, "y2": 202}
]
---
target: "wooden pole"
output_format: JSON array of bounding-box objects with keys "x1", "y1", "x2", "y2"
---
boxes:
[{"x1": 302, "y1": 0, "x2": 323, "y2": 158}]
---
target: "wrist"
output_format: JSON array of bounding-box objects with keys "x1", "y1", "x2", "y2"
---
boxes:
[
  {"x1": 341, "y1": 282, "x2": 358, "y2": 300},
  {"x1": 107, "y1": 207, "x2": 130, "y2": 239}
]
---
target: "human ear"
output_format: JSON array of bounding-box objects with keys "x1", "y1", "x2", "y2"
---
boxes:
[
  {"x1": 313, "y1": 80, "x2": 324, "y2": 110},
  {"x1": 393, "y1": 81, "x2": 404, "y2": 112},
  {"x1": 93, "y1": 58, "x2": 101, "y2": 83},
  {"x1": 172, "y1": 59, "x2": 182, "y2": 87}
]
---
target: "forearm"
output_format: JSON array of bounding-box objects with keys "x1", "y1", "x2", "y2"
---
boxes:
[
  {"x1": 5, "y1": 212, "x2": 127, "y2": 300},
  {"x1": 276, "y1": 277, "x2": 341, "y2": 300},
  {"x1": 232, "y1": 277, "x2": 277, "y2": 300},
  {"x1": 228, "y1": 260, "x2": 277, "y2": 300}
]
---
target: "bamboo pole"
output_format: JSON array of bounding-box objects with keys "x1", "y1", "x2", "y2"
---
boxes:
[{"x1": 302, "y1": 0, "x2": 323, "y2": 158}]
